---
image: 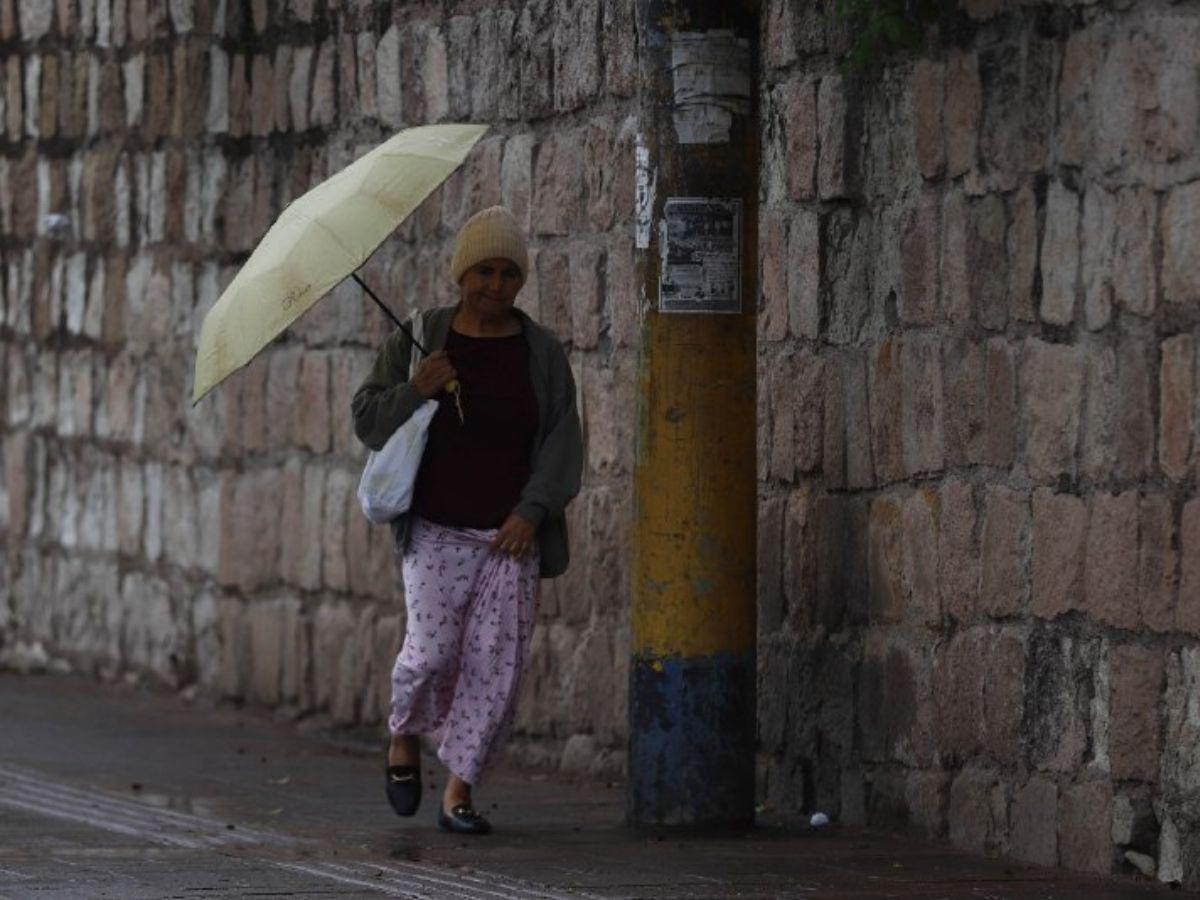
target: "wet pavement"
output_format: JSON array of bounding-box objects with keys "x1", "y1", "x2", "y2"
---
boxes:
[{"x1": 0, "y1": 673, "x2": 1184, "y2": 898}]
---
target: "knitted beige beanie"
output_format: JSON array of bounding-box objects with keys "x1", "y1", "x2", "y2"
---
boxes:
[{"x1": 449, "y1": 206, "x2": 529, "y2": 284}]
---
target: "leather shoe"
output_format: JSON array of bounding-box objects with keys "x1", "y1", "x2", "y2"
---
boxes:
[
  {"x1": 438, "y1": 802, "x2": 491, "y2": 835},
  {"x1": 385, "y1": 765, "x2": 422, "y2": 817}
]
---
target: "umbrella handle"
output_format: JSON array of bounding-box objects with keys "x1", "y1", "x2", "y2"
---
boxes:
[{"x1": 352, "y1": 272, "x2": 429, "y2": 356}]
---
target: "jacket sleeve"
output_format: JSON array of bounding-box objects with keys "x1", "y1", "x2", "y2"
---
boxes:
[
  {"x1": 515, "y1": 341, "x2": 583, "y2": 528},
  {"x1": 351, "y1": 327, "x2": 426, "y2": 451}
]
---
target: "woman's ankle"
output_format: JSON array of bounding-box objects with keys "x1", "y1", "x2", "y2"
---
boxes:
[{"x1": 387, "y1": 734, "x2": 419, "y2": 766}]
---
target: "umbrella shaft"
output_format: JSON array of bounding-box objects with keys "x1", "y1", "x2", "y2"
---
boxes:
[{"x1": 352, "y1": 273, "x2": 428, "y2": 355}]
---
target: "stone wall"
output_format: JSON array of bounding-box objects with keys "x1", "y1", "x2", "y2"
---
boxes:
[
  {"x1": 757, "y1": 0, "x2": 1200, "y2": 886},
  {"x1": 0, "y1": 0, "x2": 637, "y2": 776}
]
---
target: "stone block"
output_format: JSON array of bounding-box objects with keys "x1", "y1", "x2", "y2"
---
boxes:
[
  {"x1": 970, "y1": 194, "x2": 1008, "y2": 331},
  {"x1": 1082, "y1": 185, "x2": 1116, "y2": 331},
  {"x1": 903, "y1": 492, "x2": 940, "y2": 627},
  {"x1": 1032, "y1": 489, "x2": 1087, "y2": 620},
  {"x1": 1159, "y1": 335, "x2": 1195, "y2": 480},
  {"x1": 582, "y1": 358, "x2": 633, "y2": 478},
  {"x1": 161, "y1": 466, "x2": 198, "y2": 571},
  {"x1": 247, "y1": 599, "x2": 285, "y2": 705},
  {"x1": 3, "y1": 431, "x2": 31, "y2": 540},
  {"x1": 288, "y1": 44, "x2": 313, "y2": 131},
  {"x1": 1110, "y1": 644, "x2": 1164, "y2": 783},
  {"x1": 869, "y1": 337, "x2": 903, "y2": 484},
  {"x1": 1010, "y1": 776, "x2": 1059, "y2": 867},
  {"x1": 1113, "y1": 188, "x2": 1156, "y2": 317},
  {"x1": 1163, "y1": 647, "x2": 1200, "y2": 826},
  {"x1": 312, "y1": 600, "x2": 357, "y2": 717},
  {"x1": 763, "y1": 0, "x2": 797, "y2": 69},
  {"x1": 552, "y1": 0, "x2": 601, "y2": 113},
  {"x1": 601, "y1": 0, "x2": 635, "y2": 98},
  {"x1": 858, "y1": 634, "x2": 925, "y2": 764},
  {"x1": 1163, "y1": 181, "x2": 1200, "y2": 306},
  {"x1": 18, "y1": 0, "x2": 53, "y2": 39},
  {"x1": 1040, "y1": 181, "x2": 1079, "y2": 326},
  {"x1": 787, "y1": 210, "x2": 820, "y2": 340},
  {"x1": 906, "y1": 770, "x2": 950, "y2": 837},
  {"x1": 934, "y1": 628, "x2": 985, "y2": 761},
  {"x1": 985, "y1": 629, "x2": 1025, "y2": 766},
  {"x1": 758, "y1": 494, "x2": 785, "y2": 635},
  {"x1": 308, "y1": 40, "x2": 336, "y2": 128},
  {"x1": 321, "y1": 468, "x2": 354, "y2": 593},
  {"x1": 1085, "y1": 492, "x2": 1140, "y2": 630},
  {"x1": 1082, "y1": 348, "x2": 1117, "y2": 481},
  {"x1": 606, "y1": 231, "x2": 636, "y2": 349},
  {"x1": 295, "y1": 352, "x2": 330, "y2": 453},
  {"x1": 1021, "y1": 340, "x2": 1084, "y2": 483},
  {"x1": 376, "y1": 25, "x2": 402, "y2": 128},
  {"x1": 939, "y1": 187, "x2": 970, "y2": 323},
  {"x1": 531, "y1": 130, "x2": 583, "y2": 236},
  {"x1": 442, "y1": 135, "x2": 502, "y2": 234},
  {"x1": 1096, "y1": 18, "x2": 1199, "y2": 171},
  {"x1": 337, "y1": 33, "x2": 366, "y2": 125},
  {"x1": 1058, "y1": 23, "x2": 1099, "y2": 167},
  {"x1": 535, "y1": 249, "x2": 571, "y2": 344},
  {"x1": 218, "y1": 468, "x2": 281, "y2": 592},
  {"x1": 901, "y1": 333, "x2": 944, "y2": 477},
  {"x1": 868, "y1": 495, "x2": 904, "y2": 625},
  {"x1": 582, "y1": 118, "x2": 615, "y2": 232},
  {"x1": 980, "y1": 486, "x2": 1027, "y2": 619},
  {"x1": 500, "y1": 133, "x2": 534, "y2": 235},
  {"x1": 910, "y1": 60, "x2": 944, "y2": 181},
  {"x1": 815, "y1": 495, "x2": 869, "y2": 632},
  {"x1": 938, "y1": 479, "x2": 978, "y2": 623},
  {"x1": 823, "y1": 207, "x2": 869, "y2": 344},
  {"x1": 782, "y1": 77, "x2": 817, "y2": 200},
  {"x1": 569, "y1": 242, "x2": 604, "y2": 351},
  {"x1": 1059, "y1": 780, "x2": 1113, "y2": 875},
  {"x1": 759, "y1": 210, "x2": 788, "y2": 342},
  {"x1": 948, "y1": 768, "x2": 1006, "y2": 855},
  {"x1": 1025, "y1": 631, "x2": 1092, "y2": 774},
  {"x1": 980, "y1": 33, "x2": 1053, "y2": 178},
  {"x1": 944, "y1": 50, "x2": 980, "y2": 177},
  {"x1": 249, "y1": 53, "x2": 273, "y2": 137},
  {"x1": 1180, "y1": 500, "x2": 1200, "y2": 635},
  {"x1": 817, "y1": 75, "x2": 849, "y2": 200},
  {"x1": 1115, "y1": 340, "x2": 1153, "y2": 481},
  {"x1": 1139, "y1": 494, "x2": 1179, "y2": 634},
  {"x1": 782, "y1": 486, "x2": 816, "y2": 630},
  {"x1": 899, "y1": 190, "x2": 939, "y2": 326}
]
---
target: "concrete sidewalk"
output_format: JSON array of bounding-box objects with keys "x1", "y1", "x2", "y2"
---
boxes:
[{"x1": 0, "y1": 674, "x2": 1180, "y2": 899}]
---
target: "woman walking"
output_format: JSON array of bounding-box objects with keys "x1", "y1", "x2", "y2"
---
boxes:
[{"x1": 351, "y1": 206, "x2": 583, "y2": 835}]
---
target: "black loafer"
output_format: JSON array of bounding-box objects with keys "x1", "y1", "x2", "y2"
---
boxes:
[
  {"x1": 385, "y1": 765, "x2": 422, "y2": 817},
  {"x1": 438, "y1": 803, "x2": 491, "y2": 835}
]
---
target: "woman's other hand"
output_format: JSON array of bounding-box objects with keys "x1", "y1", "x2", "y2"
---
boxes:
[
  {"x1": 411, "y1": 350, "x2": 457, "y2": 399},
  {"x1": 490, "y1": 512, "x2": 536, "y2": 559}
]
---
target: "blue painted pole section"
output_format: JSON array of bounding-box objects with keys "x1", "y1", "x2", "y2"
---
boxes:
[{"x1": 628, "y1": 652, "x2": 756, "y2": 825}]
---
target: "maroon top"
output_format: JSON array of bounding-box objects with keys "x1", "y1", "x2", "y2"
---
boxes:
[{"x1": 411, "y1": 327, "x2": 540, "y2": 529}]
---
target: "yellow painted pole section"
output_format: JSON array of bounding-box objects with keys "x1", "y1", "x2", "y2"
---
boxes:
[{"x1": 632, "y1": 311, "x2": 757, "y2": 660}]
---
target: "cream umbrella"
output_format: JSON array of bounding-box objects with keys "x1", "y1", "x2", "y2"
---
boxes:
[{"x1": 192, "y1": 123, "x2": 488, "y2": 405}]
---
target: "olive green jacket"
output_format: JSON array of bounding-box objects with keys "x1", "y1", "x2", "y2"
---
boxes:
[{"x1": 351, "y1": 305, "x2": 583, "y2": 579}]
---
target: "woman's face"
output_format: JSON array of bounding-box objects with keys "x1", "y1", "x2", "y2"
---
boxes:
[{"x1": 459, "y1": 257, "x2": 523, "y2": 318}]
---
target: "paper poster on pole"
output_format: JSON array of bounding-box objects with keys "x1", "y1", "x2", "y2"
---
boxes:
[{"x1": 659, "y1": 197, "x2": 741, "y2": 314}]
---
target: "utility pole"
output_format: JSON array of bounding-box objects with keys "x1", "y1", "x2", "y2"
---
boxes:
[{"x1": 628, "y1": 0, "x2": 760, "y2": 827}]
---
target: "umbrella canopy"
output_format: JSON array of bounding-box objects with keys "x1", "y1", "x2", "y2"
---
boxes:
[{"x1": 192, "y1": 123, "x2": 488, "y2": 404}]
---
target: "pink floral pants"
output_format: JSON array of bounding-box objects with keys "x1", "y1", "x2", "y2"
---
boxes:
[{"x1": 388, "y1": 516, "x2": 539, "y2": 785}]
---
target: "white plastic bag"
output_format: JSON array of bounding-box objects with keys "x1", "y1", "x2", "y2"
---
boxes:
[{"x1": 357, "y1": 311, "x2": 436, "y2": 524}]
